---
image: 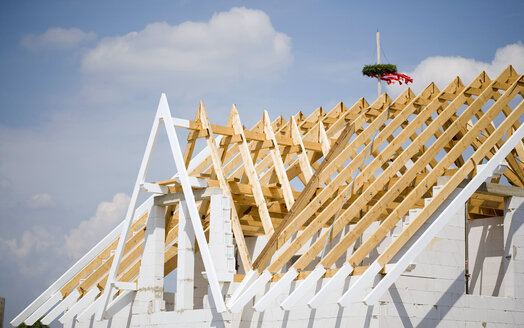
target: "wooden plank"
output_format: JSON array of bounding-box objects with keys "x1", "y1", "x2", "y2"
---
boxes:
[
  {"x1": 198, "y1": 102, "x2": 253, "y2": 272},
  {"x1": 290, "y1": 116, "x2": 314, "y2": 182},
  {"x1": 183, "y1": 105, "x2": 204, "y2": 167},
  {"x1": 230, "y1": 105, "x2": 274, "y2": 237},
  {"x1": 263, "y1": 111, "x2": 295, "y2": 210},
  {"x1": 318, "y1": 123, "x2": 331, "y2": 157}
]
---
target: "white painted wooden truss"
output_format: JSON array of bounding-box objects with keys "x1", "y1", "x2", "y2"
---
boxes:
[{"x1": 11, "y1": 94, "x2": 227, "y2": 326}]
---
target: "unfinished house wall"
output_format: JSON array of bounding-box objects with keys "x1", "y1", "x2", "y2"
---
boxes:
[{"x1": 67, "y1": 195, "x2": 524, "y2": 328}]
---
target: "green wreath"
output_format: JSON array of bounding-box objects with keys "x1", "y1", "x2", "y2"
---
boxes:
[{"x1": 362, "y1": 64, "x2": 397, "y2": 77}]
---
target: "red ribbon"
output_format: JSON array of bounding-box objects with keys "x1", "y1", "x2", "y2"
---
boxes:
[{"x1": 370, "y1": 71, "x2": 413, "y2": 85}]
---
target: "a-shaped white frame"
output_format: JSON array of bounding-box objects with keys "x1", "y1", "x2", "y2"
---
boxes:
[{"x1": 96, "y1": 94, "x2": 226, "y2": 320}]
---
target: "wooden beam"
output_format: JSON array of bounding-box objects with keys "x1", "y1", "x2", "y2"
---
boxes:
[
  {"x1": 230, "y1": 105, "x2": 274, "y2": 237},
  {"x1": 197, "y1": 102, "x2": 253, "y2": 272},
  {"x1": 290, "y1": 116, "x2": 313, "y2": 183},
  {"x1": 263, "y1": 111, "x2": 295, "y2": 210}
]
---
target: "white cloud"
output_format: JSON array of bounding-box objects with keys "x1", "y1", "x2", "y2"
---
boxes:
[
  {"x1": 81, "y1": 7, "x2": 292, "y2": 99},
  {"x1": 387, "y1": 42, "x2": 524, "y2": 96},
  {"x1": 0, "y1": 193, "x2": 130, "y2": 279},
  {"x1": 64, "y1": 193, "x2": 130, "y2": 259},
  {"x1": 21, "y1": 27, "x2": 97, "y2": 50},
  {"x1": 0, "y1": 226, "x2": 54, "y2": 259},
  {"x1": 27, "y1": 193, "x2": 55, "y2": 208}
]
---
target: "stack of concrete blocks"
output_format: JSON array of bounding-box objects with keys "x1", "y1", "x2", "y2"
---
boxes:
[
  {"x1": 132, "y1": 204, "x2": 166, "y2": 326},
  {"x1": 209, "y1": 194, "x2": 236, "y2": 282}
]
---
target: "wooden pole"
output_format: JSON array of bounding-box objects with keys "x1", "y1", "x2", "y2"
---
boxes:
[
  {"x1": 0, "y1": 297, "x2": 4, "y2": 328},
  {"x1": 377, "y1": 31, "x2": 381, "y2": 98}
]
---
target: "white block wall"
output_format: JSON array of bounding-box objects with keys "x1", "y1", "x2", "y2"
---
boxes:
[{"x1": 67, "y1": 197, "x2": 524, "y2": 328}]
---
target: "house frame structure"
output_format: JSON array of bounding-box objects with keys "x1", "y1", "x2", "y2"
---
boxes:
[{"x1": 11, "y1": 66, "x2": 524, "y2": 327}]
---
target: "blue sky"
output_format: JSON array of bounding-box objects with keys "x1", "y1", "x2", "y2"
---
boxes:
[{"x1": 0, "y1": 0, "x2": 523, "y2": 326}]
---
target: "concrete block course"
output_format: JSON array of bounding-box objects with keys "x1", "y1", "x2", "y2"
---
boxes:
[{"x1": 57, "y1": 194, "x2": 524, "y2": 328}]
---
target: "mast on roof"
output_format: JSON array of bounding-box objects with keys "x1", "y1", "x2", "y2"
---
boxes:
[
  {"x1": 362, "y1": 31, "x2": 413, "y2": 98},
  {"x1": 377, "y1": 31, "x2": 381, "y2": 97}
]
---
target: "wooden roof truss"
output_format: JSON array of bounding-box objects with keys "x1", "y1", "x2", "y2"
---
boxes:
[{"x1": 12, "y1": 66, "x2": 524, "y2": 326}]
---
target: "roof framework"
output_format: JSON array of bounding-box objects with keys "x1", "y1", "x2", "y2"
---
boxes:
[{"x1": 12, "y1": 66, "x2": 524, "y2": 326}]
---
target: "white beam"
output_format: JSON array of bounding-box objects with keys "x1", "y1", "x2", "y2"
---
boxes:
[
  {"x1": 160, "y1": 95, "x2": 226, "y2": 312},
  {"x1": 229, "y1": 270, "x2": 272, "y2": 313},
  {"x1": 338, "y1": 261, "x2": 381, "y2": 307},
  {"x1": 97, "y1": 98, "x2": 164, "y2": 320},
  {"x1": 308, "y1": 262, "x2": 353, "y2": 308},
  {"x1": 281, "y1": 265, "x2": 326, "y2": 310},
  {"x1": 113, "y1": 281, "x2": 137, "y2": 291},
  {"x1": 41, "y1": 289, "x2": 80, "y2": 325},
  {"x1": 24, "y1": 292, "x2": 62, "y2": 326},
  {"x1": 227, "y1": 269, "x2": 259, "y2": 308},
  {"x1": 141, "y1": 182, "x2": 168, "y2": 194},
  {"x1": 59, "y1": 288, "x2": 99, "y2": 324},
  {"x1": 254, "y1": 267, "x2": 298, "y2": 312},
  {"x1": 172, "y1": 117, "x2": 191, "y2": 129}
]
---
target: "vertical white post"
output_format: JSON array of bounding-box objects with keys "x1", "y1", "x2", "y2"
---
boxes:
[
  {"x1": 159, "y1": 94, "x2": 227, "y2": 312},
  {"x1": 176, "y1": 200, "x2": 195, "y2": 311},
  {"x1": 209, "y1": 194, "x2": 235, "y2": 282},
  {"x1": 134, "y1": 204, "x2": 166, "y2": 314},
  {"x1": 96, "y1": 102, "x2": 162, "y2": 320},
  {"x1": 376, "y1": 30, "x2": 381, "y2": 98}
]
